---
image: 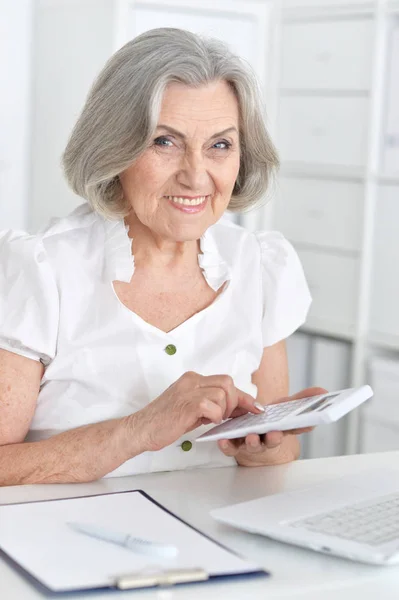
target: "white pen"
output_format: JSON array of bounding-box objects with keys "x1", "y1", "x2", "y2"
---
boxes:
[{"x1": 67, "y1": 522, "x2": 178, "y2": 559}]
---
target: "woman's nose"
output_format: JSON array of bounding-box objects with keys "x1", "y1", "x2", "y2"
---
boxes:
[{"x1": 176, "y1": 153, "x2": 210, "y2": 190}]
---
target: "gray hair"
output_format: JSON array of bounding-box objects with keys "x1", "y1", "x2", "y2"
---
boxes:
[{"x1": 62, "y1": 27, "x2": 279, "y2": 219}]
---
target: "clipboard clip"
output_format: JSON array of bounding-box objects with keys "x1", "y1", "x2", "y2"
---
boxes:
[{"x1": 115, "y1": 567, "x2": 209, "y2": 589}]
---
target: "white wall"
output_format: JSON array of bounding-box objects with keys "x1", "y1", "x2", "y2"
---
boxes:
[
  {"x1": 0, "y1": 0, "x2": 34, "y2": 230},
  {"x1": 29, "y1": 0, "x2": 115, "y2": 232}
]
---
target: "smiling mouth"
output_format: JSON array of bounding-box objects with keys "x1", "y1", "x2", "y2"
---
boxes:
[{"x1": 165, "y1": 195, "x2": 210, "y2": 206}]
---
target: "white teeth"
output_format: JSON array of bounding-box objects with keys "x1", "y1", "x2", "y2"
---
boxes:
[{"x1": 167, "y1": 196, "x2": 207, "y2": 206}]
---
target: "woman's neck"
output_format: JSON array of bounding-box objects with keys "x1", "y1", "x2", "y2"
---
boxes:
[{"x1": 124, "y1": 215, "x2": 201, "y2": 272}]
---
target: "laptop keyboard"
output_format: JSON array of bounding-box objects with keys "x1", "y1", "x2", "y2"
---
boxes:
[{"x1": 290, "y1": 492, "x2": 399, "y2": 546}]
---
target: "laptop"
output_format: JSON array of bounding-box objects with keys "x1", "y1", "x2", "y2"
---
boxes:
[{"x1": 211, "y1": 468, "x2": 399, "y2": 565}]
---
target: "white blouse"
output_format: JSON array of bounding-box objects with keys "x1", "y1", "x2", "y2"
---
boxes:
[{"x1": 0, "y1": 204, "x2": 311, "y2": 477}]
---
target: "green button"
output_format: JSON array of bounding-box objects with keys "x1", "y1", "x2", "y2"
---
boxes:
[
  {"x1": 181, "y1": 440, "x2": 192, "y2": 452},
  {"x1": 164, "y1": 344, "x2": 177, "y2": 356}
]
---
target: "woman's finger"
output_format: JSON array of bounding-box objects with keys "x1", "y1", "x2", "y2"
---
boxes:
[
  {"x1": 263, "y1": 431, "x2": 284, "y2": 448},
  {"x1": 235, "y1": 388, "x2": 262, "y2": 414},
  {"x1": 196, "y1": 395, "x2": 225, "y2": 424},
  {"x1": 197, "y1": 387, "x2": 259, "y2": 425},
  {"x1": 197, "y1": 375, "x2": 238, "y2": 418},
  {"x1": 244, "y1": 434, "x2": 264, "y2": 453},
  {"x1": 197, "y1": 377, "x2": 261, "y2": 419},
  {"x1": 229, "y1": 403, "x2": 264, "y2": 419},
  {"x1": 217, "y1": 439, "x2": 240, "y2": 457},
  {"x1": 229, "y1": 406, "x2": 249, "y2": 418}
]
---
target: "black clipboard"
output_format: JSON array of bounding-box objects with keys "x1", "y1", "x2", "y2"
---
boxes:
[{"x1": 0, "y1": 489, "x2": 269, "y2": 595}]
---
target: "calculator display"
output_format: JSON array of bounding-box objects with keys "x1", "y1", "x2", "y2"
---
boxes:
[{"x1": 297, "y1": 393, "x2": 340, "y2": 414}]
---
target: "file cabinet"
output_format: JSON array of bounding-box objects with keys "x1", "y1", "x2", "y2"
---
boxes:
[
  {"x1": 275, "y1": 11, "x2": 369, "y2": 349},
  {"x1": 276, "y1": 2, "x2": 399, "y2": 456}
]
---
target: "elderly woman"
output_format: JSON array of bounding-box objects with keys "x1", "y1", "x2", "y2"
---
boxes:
[{"x1": 0, "y1": 28, "x2": 322, "y2": 486}]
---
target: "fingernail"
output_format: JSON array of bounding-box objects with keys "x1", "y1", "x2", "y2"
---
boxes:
[{"x1": 254, "y1": 402, "x2": 266, "y2": 412}]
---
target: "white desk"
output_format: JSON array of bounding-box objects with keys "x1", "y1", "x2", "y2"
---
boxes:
[{"x1": 1, "y1": 451, "x2": 399, "y2": 599}]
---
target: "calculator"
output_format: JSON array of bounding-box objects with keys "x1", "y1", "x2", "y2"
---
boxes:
[{"x1": 196, "y1": 385, "x2": 373, "y2": 442}]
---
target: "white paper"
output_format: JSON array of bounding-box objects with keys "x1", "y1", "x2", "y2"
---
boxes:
[{"x1": 0, "y1": 491, "x2": 260, "y2": 592}]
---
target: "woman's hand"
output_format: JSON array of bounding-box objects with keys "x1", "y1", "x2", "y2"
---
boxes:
[
  {"x1": 217, "y1": 387, "x2": 327, "y2": 467},
  {"x1": 134, "y1": 371, "x2": 262, "y2": 452}
]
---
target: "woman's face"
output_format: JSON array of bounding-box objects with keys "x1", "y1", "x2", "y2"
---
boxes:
[{"x1": 120, "y1": 80, "x2": 240, "y2": 241}]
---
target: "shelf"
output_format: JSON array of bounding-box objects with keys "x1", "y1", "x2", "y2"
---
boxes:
[
  {"x1": 377, "y1": 174, "x2": 399, "y2": 185},
  {"x1": 279, "y1": 89, "x2": 370, "y2": 97},
  {"x1": 291, "y1": 241, "x2": 360, "y2": 259},
  {"x1": 361, "y1": 413, "x2": 399, "y2": 433},
  {"x1": 299, "y1": 325, "x2": 355, "y2": 343},
  {"x1": 299, "y1": 320, "x2": 356, "y2": 342},
  {"x1": 282, "y1": 2, "x2": 377, "y2": 22},
  {"x1": 280, "y1": 168, "x2": 399, "y2": 184},
  {"x1": 369, "y1": 331, "x2": 399, "y2": 352},
  {"x1": 280, "y1": 163, "x2": 367, "y2": 181}
]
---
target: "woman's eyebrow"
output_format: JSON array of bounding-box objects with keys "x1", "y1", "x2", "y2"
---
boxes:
[{"x1": 155, "y1": 125, "x2": 238, "y2": 140}]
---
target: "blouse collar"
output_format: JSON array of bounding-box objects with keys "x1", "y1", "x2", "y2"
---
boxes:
[
  {"x1": 103, "y1": 218, "x2": 135, "y2": 284},
  {"x1": 198, "y1": 227, "x2": 231, "y2": 291},
  {"x1": 102, "y1": 214, "x2": 231, "y2": 291}
]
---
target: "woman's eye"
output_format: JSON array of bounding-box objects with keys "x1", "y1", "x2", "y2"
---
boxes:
[
  {"x1": 213, "y1": 140, "x2": 232, "y2": 150},
  {"x1": 154, "y1": 136, "x2": 173, "y2": 147}
]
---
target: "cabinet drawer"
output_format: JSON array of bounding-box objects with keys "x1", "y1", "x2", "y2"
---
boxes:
[
  {"x1": 275, "y1": 178, "x2": 363, "y2": 252},
  {"x1": 365, "y1": 357, "x2": 399, "y2": 427},
  {"x1": 370, "y1": 185, "x2": 399, "y2": 339},
  {"x1": 278, "y1": 97, "x2": 369, "y2": 168},
  {"x1": 297, "y1": 248, "x2": 358, "y2": 335},
  {"x1": 361, "y1": 420, "x2": 399, "y2": 453},
  {"x1": 280, "y1": 19, "x2": 373, "y2": 91},
  {"x1": 283, "y1": 0, "x2": 375, "y2": 9},
  {"x1": 306, "y1": 338, "x2": 350, "y2": 458},
  {"x1": 286, "y1": 332, "x2": 311, "y2": 395}
]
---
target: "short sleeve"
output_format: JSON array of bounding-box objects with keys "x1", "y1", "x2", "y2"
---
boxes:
[
  {"x1": 255, "y1": 231, "x2": 312, "y2": 347},
  {"x1": 0, "y1": 230, "x2": 59, "y2": 364}
]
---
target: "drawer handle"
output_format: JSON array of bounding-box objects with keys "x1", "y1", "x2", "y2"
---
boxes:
[
  {"x1": 306, "y1": 209, "x2": 324, "y2": 219},
  {"x1": 315, "y1": 51, "x2": 331, "y2": 63},
  {"x1": 386, "y1": 134, "x2": 399, "y2": 148},
  {"x1": 310, "y1": 126, "x2": 326, "y2": 137}
]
